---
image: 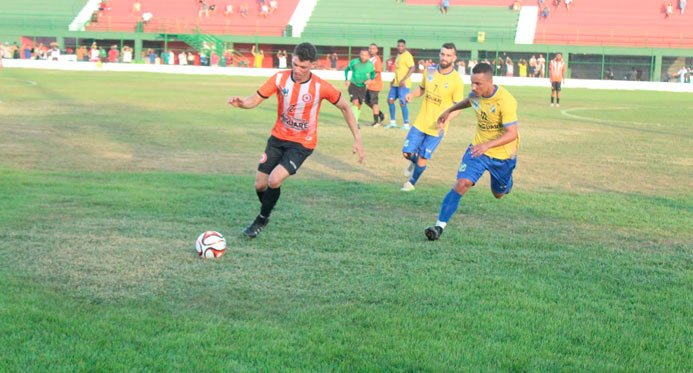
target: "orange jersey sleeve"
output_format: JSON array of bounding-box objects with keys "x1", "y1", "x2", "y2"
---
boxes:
[{"x1": 257, "y1": 73, "x2": 279, "y2": 98}]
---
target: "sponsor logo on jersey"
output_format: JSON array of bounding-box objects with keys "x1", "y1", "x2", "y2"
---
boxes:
[{"x1": 302, "y1": 93, "x2": 313, "y2": 102}]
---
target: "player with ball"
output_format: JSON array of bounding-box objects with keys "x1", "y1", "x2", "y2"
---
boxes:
[{"x1": 229, "y1": 42, "x2": 365, "y2": 238}]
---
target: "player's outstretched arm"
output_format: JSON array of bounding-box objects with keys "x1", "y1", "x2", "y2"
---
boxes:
[
  {"x1": 228, "y1": 93, "x2": 265, "y2": 109},
  {"x1": 334, "y1": 95, "x2": 365, "y2": 163},
  {"x1": 405, "y1": 85, "x2": 423, "y2": 102},
  {"x1": 437, "y1": 98, "x2": 470, "y2": 126}
]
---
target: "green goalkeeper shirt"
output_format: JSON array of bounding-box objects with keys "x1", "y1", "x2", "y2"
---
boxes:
[{"x1": 344, "y1": 58, "x2": 376, "y2": 87}]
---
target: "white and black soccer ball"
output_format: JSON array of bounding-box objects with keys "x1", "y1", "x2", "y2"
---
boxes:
[{"x1": 195, "y1": 231, "x2": 227, "y2": 259}]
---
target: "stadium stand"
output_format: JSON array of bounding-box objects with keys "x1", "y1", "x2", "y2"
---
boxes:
[
  {"x1": 0, "y1": 0, "x2": 87, "y2": 34},
  {"x1": 534, "y1": 0, "x2": 693, "y2": 48},
  {"x1": 301, "y1": 0, "x2": 519, "y2": 45},
  {"x1": 86, "y1": 0, "x2": 298, "y2": 36}
]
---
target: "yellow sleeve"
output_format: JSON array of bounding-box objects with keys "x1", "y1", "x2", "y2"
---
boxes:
[
  {"x1": 500, "y1": 92, "x2": 518, "y2": 126},
  {"x1": 420, "y1": 70, "x2": 427, "y2": 89}
]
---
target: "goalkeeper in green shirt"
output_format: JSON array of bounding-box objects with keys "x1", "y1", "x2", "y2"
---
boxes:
[{"x1": 344, "y1": 49, "x2": 376, "y2": 123}]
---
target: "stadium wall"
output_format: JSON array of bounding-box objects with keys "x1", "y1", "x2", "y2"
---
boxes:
[
  {"x1": 5, "y1": 59, "x2": 693, "y2": 93},
  {"x1": 2, "y1": 29, "x2": 693, "y2": 83}
]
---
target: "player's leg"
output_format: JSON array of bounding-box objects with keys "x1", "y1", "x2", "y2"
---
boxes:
[
  {"x1": 550, "y1": 83, "x2": 556, "y2": 106},
  {"x1": 348, "y1": 84, "x2": 362, "y2": 121},
  {"x1": 488, "y1": 156, "x2": 517, "y2": 199},
  {"x1": 245, "y1": 137, "x2": 284, "y2": 238},
  {"x1": 555, "y1": 82, "x2": 561, "y2": 107},
  {"x1": 398, "y1": 87, "x2": 411, "y2": 129},
  {"x1": 386, "y1": 87, "x2": 398, "y2": 128},
  {"x1": 401, "y1": 127, "x2": 425, "y2": 190},
  {"x1": 408, "y1": 132, "x2": 443, "y2": 186},
  {"x1": 425, "y1": 146, "x2": 485, "y2": 240}
]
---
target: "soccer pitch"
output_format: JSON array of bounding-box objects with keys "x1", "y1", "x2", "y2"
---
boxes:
[{"x1": 0, "y1": 69, "x2": 691, "y2": 371}]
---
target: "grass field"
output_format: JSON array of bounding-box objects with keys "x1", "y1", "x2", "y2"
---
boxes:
[{"x1": 0, "y1": 68, "x2": 691, "y2": 371}]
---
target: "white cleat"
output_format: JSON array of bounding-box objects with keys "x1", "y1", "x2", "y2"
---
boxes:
[
  {"x1": 401, "y1": 124, "x2": 411, "y2": 131},
  {"x1": 400, "y1": 181, "x2": 416, "y2": 192},
  {"x1": 404, "y1": 162, "x2": 415, "y2": 177},
  {"x1": 384, "y1": 121, "x2": 398, "y2": 129},
  {"x1": 550, "y1": 103, "x2": 555, "y2": 107},
  {"x1": 555, "y1": 103, "x2": 560, "y2": 108}
]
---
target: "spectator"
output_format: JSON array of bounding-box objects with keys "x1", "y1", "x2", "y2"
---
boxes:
[
  {"x1": 188, "y1": 51, "x2": 195, "y2": 65},
  {"x1": 224, "y1": 4, "x2": 233, "y2": 15},
  {"x1": 132, "y1": 1, "x2": 141, "y2": 14},
  {"x1": 680, "y1": 0, "x2": 687, "y2": 14},
  {"x1": 440, "y1": 0, "x2": 449, "y2": 15},
  {"x1": 457, "y1": 60, "x2": 466, "y2": 76},
  {"x1": 529, "y1": 54, "x2": 537, "y2": 76},
  {"x1": 168, "y1": 50, "x2": 175, "y2": 65},
  {"x1": 505, "y1": 57, "x2": 514, "y2": 77},
  {"x1": 665, "y1": 2, "x2": 673, "y2": 17},
  {"x1": 565, "y1": 0, "x2": 572, "y2": 10},
  {"x1": 199, "y1": 1, "x2": 209, "y2": 17},
  {"x1": 537, "y1": 54, "x2": 546, "y2": 77},
  {"x1": 142, "y1": 11, "x2": 153, "y2": 24},
  {"x1": 418, "y1": 59, "x2": 425, "y2": 72},
  {"x1": 240, "y1": 2, "x2": 249, "y2": 17},
  {"x1": 23, "y1": 44, "x2": 32, "y2": 59},
  {"x1": 148, "y1": 49, "x2": 156, "y2": 64},
  {"x1": 554, "y1": 0, "x2": 561, "y2": 7},
  {"x1": 677, "y1": 65, "x2": 687, "y2": 82},
  {"x1": 260, "y1": 3, "x2": 269, "y2": 17},
  {"x1": 251, "y1": 45, "x2": 264, "y2": 67},
  {"x1": 604, "y1": 67, "x2": 614, "y2": 80},
  {"x1": 541, "y1": 5, "x2": 550, "y2": 19},
  {"x1": 107, "y1": 45, "x2": 119, "y2": 63},
  {"x1": 512, "y1": 1, "x2": 522, "y2": 12},
  {"x1": 211, "y1": 51, "x2": 220, "y2": 66},
  {"x1": 518, "y1": 58, "x2": 527, "y2": 77},
  {"x1": 467, "y1": 59, "x2": 477, "y2": 75},
  {"x1": 122, "y1": 45, "x2": 133, "y2": 63},
  {"x1": 329, "y1": 52, "x2": 338, "y2": 70},
  {"x1": 49, "y1": 43, "x2": 60, "y2": 61},
  {"x1": 178, "y1": 50, "x2": 187, "y2": 65},
  {"x1": 277, "y1": 49, "x2": 287, "y2": 68},
  {"x1": 89, "y1": 43, "x2": 100, "y2": 62},
  {"x1": 270, "y1": 0, "x2": 278, "y2": 13}
]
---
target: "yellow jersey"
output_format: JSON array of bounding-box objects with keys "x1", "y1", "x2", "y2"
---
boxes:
[
  {"x1": 413, "y1": 66, "x2": 465, "y2": 136},
  {"x1": 469, "y1": 85, "x2": 519, "y2": 160},
  {"x1": 393, "y1": 50, "x2": 415, "y2": 88}
]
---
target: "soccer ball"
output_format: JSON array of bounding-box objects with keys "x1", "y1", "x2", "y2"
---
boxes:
[{"x1": 195, "y1": 231, "x2": 227, "y2": 259}]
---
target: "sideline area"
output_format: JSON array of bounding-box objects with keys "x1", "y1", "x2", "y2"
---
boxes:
[{"x1": 4, "y1": 59, "x2": 693, "y2": 93}]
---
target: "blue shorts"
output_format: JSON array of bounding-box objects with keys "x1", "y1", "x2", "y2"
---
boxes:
[
  {"x1": 456, "y1": 145, "x2": 516, "y2": 194},
  {"x1": 388, "y1": 86, "x2": 410, "y2": 105},
  {"x1": 402, "y1": 126, "x2": 443, "y2": 160}
]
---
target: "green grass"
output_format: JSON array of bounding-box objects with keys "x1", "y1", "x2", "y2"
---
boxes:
[{"x1": 0, "y1": 69, "x2": 691, "y2": 371}]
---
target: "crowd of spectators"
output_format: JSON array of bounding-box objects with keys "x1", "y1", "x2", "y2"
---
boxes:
[{"x1": 197, "y1": 0, "x2": 279, "y2": 19}]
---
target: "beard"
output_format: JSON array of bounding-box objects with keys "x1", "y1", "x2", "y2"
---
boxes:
[{"x1": 438, "y1": 60, "x2": 452, "y2": 69}]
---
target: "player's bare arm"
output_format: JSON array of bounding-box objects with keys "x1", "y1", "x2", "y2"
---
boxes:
[
  {"x1": 405, "y1": 85, "x2": 424, "y2": 102},
  {"x1": 228, "y1": 93, "x2": 265, "y2": 109},
  {"x1": 334, "y1": 95, "x2": 365, "y2": 163},
  {"x1": 470, "y1": 124, "x2": 518, "y2": 158},
  {"x1": 437, "y1": 98, "x2": 471, "y2": 126},
  {"x1": 399, "y1": 66, "x2": 416, "y2": 87}
]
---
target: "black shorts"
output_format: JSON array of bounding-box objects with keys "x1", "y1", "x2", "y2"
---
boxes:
[
  {"x1": 365, "y1": 89, "x2": 379, "y2": 106},
  {"x1": 551, "y1": 81, "x2": 562, "y2": 91},
  {"x1": 348, "y1": 84, "x2": 367, "y2": 104},
  {"x1": 258, "y1": 136, "x2": 313, "y2": 175}
]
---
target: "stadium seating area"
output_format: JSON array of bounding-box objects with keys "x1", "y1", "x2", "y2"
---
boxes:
[
  {"x1": 534, "y1": 0, "x2": 693, "y2": 48},
  {"x1": 86, "y1": 0, "x2": 298, "y2": 36},
  {"x1": 301, "y1": 0, "x2": 519, "y2": 45},
  {"x1": 0, "y1": 0, "x2": 87, "y2": 34}
]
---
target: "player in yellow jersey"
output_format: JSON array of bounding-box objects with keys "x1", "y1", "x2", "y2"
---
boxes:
[
  {"x1": 425, "y1": 62, "x2": 519, "y2": 240},
  {"x1": 400, "y1": 42, "x2": 464, "y2": 192},
  {"x1": 384, "y1": 39, "x2": 416, "y2": 129}
]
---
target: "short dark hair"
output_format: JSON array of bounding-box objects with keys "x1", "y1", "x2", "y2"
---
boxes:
[
  {"x1": 397, "y1": 39, "x2": 406, "y2": 45},
  {"x1": 293, "y1": 42, "x2": 317, "y2": 62},
  {"x1": 472, "y1": 62, "x2": 493, "y2": 76},
  {"x1": 441, "y1": 42, "x2": 456, "y2": 51},
  {"x1": 360, "y1": 48, "x2": 369, "y2": 53}
]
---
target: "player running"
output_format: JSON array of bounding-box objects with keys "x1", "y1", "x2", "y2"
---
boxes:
[
  {"x1": 366, "y1": 43, "x2": 385, "y2": 126},
  {"x1": 424, "y1": 63, "x2": 519, "y2": 241},
  {"x1": 384, "y1": 39, "x2": 415, "y2": 130},
  {"x1": 549, "y1": 53, "x2": 566, "y2": 107},
  {"x1": 344, "y1": 49, "x2": 376, "y2": 125},
  {"x1": 228, "y1": 42, "x2": 365, "y2": 238},
  {"x1": 400, "y1": 42, "x2": 464, "y2": 192}
]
